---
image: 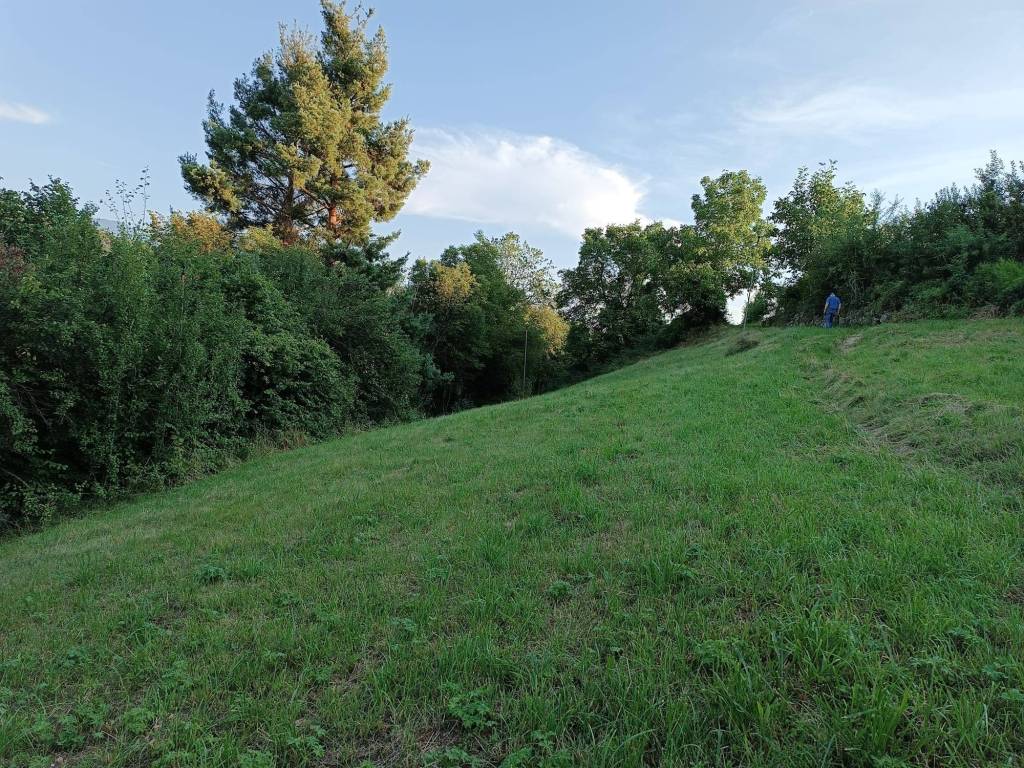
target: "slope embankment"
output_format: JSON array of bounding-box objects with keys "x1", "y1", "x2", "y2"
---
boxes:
[{"x1": 1, "y1": 320, "x2": 1022, "y2": 767}]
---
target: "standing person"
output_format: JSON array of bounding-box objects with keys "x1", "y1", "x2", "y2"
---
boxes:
[{"x1": 823, "y1": 292, "x2": 842, "y2": 328}]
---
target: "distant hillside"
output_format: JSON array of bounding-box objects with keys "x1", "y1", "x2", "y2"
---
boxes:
[{"x1": 2, "y1": 320, "x2": 1022, "y2": 767}]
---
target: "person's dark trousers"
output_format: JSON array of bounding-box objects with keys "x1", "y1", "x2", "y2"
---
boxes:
[{"x1": 823, "y1": 311, "x2": 837, "y2": 328}]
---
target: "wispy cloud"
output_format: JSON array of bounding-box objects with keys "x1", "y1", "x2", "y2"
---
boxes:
[
  {"x1": 742, "y1": 85, "x2": 1024, "y2": 140},
  {"x1": 743, "y1": 86, "x2": 914, "y2": 136},
  {"x1": 406, "y1": 129, "x2": 650, "y2": 237},
  {"x1": 0, "y1": 100, "x2": 52, "y2": 125}
]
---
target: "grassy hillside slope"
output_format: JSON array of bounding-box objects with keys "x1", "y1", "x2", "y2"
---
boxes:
[{"x1": 2, "y1": 320, "x2": 1023, "y2": 767}]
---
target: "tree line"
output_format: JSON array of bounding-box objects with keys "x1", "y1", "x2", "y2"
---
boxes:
[
  {"x1": 2, "y1": 1, "x2": 1022, "y2": 529},
  {"x1": 556, "y1": 152, "x2": 1024, "y2": 365},
  {"x1": 0, "y1": 183, "x2": 578, "y2": 527},
  {"x1": 757, "y1": 155, "x2": 1024, "y2": 324}
]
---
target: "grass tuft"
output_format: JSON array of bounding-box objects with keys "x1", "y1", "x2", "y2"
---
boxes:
[{"x1": 725, "y1": 333, "x2": 760, "y2": 355}]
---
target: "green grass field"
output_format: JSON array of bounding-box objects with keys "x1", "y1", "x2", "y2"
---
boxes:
[{"x1": 2, "y1": 320, "x2": 1023, "y2": 767}]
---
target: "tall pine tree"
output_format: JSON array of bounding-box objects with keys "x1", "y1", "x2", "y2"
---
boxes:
[{"x1": 179, "y1": 2, "x2": 428, "y2": 244}]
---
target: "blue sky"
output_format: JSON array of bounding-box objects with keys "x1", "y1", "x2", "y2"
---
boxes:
[{"x1": 3, "y1": 0, "x2": 1024, "y2": 284}]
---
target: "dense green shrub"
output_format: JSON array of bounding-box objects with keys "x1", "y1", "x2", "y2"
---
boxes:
[
  {"x1": 771, "y1": 153, "x2": 1024, "y2": 322},
  {"x1": 1, "y1": 183, "x2": 220, "y2": 523},
  {"x1": 250, "y1": 242, "x2": 430, "y2": 422},
  {"x1": 241, "y1": 329, "x2": 353, "y2": 436},
  {"x1": 968, "y1": 259, "x2": 1024, "y2": 312},
  {"x1": 0, "y1": 181, "x2": 582, "y2": 527},
  {"x1": 0, "y1": 182, "x2": 424, "y2": 530}
]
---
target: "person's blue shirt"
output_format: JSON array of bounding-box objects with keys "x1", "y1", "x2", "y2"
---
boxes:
[{"x1": 826, "y1": 293, "x2": 840, "y2": 312}]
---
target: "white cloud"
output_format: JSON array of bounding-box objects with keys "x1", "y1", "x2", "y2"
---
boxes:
[
  {"x1": 743, "y1": 85, "x2": 916, "y2": 136},
  {"x1": 0, "y1": 101, "x2": 51, "y2": 125},
  {"x1": 742, "y1": 85, "x2": 1024, "y2": 139},
  {"x1": 405, "y1": 129, "x2": 651, "y2": 237}
]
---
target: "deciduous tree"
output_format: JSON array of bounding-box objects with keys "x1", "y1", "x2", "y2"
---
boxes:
[{"x1": 691, "y1": 170, "x2": 772, "y2": 319}]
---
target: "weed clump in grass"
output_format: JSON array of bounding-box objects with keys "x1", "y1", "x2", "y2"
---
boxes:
[
  {"x1": 446, "y1": 686, "x2": 496, "y2": 731},
  {"x1": 195, "y1": 563, "x2": 227, "y2": 584},
  {"x1": 725, "y1": 334, "x2": 760, "y2": 356},
  {"x1": 121, "y1": 706, "x2": 156, "y2": 736},
  {"x1": 544, "y1": 579, "x2": 572, "y2": 601}
]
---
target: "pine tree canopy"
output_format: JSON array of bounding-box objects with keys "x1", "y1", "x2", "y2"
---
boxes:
[{"x1": 179, "y1": 1, "x2": 429, "y2": 245}]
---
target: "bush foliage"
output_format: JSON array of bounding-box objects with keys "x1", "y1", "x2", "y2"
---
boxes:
[
  {"x1": 0, "y1": 185, "x2": 578, "y2": 529},
  {"x1": 0, "y1": 182, "x2": 431, "y2": 527},
  {"x1": 764, "y1": 153, "x2": 1024, "y2": 323}
]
